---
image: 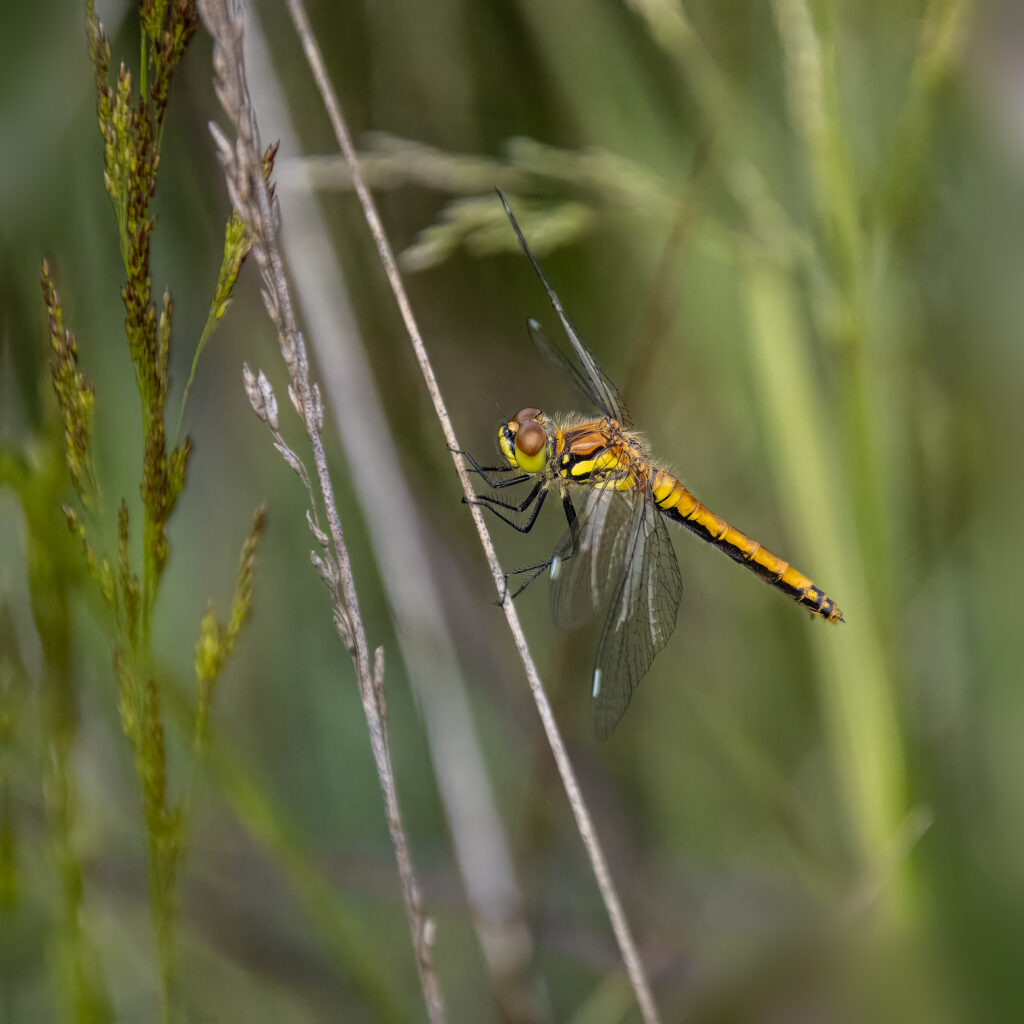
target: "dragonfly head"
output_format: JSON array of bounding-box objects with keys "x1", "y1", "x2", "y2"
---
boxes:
[{"x1": 499, "y1": 407, "x2": 550, "y2": 474}]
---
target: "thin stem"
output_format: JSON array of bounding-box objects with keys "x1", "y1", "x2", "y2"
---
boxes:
[
  {"x1": 241, "y1": 14, "x2": 543, "y2": 1012},
  {"x1": 198, "y1": 2, "x2": 444, "y2": 1019},
  {"x1": 140, "y1": 34, "x2": 147, "y2": 98},
  {"x1": 175, "y1": 304, "x2": 218, "y2": 443},
  {"x1": 283, "y1": 1, "x2": 661, "y2": 1020}
]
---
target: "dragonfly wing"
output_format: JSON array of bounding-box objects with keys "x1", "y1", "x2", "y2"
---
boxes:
[
  {"x1": 497, "y1": 191, "x2": 633, "y2": 427},
  {"x1": 555, "y1": 318, "x2": 633, "y2": 429},
  {"x1": 591, "y1": 494, "x2": 682, "y2": 740},
  {"x1": 527, "y1": 318, "x2": 596, "y2": 416},
  {"x1": 527, "y1": 318, "x2": 632, "y2": 428},
  {"x1": 549, "y1": 479, "x2": 635, "y2": 631}
]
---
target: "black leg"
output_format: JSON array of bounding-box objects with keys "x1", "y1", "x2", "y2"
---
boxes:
[
  {"x1": 504, "y1": 560, "x2": 553, "y2": 577},
  {"x1": 480, "y1": 473, "x2": 531, "y2": 490},
  {"x1": 466, "y1": 482, "x2": 548, "y2": 533},
  {"x1": 499, "y1": 492, "x2": 583, "y2": 602},
  {"x1": 502, "y1": 561, "x2": 553, "y2": 601},
  {"x1": 562, "y1": 493, "x2": 579, "y2": 543},
  {"x1": 465, "y1": 480, "x2": 542, "y2": 516},
  {"x1": 453, "y1": 448, "x2": 525, "y2": 488}
]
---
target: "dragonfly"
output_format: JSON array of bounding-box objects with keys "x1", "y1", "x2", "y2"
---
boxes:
[{"x1": 460, "y1": 191, "x2": 844, "y2": 738}]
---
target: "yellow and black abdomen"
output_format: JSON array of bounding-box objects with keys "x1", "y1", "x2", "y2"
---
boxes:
[{"x1": 650, "y1": 470, "x2": 844, "y2": 623}]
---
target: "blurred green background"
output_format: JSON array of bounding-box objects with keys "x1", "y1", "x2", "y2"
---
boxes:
[{"x1": 5, "y1": 0, "x2": 1024, "y2": 1021}]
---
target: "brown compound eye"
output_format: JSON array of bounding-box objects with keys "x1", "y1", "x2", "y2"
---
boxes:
[
  {"x1": 515, "y1": 420, "x2": 547, "y2": 457},
  {"x1": 514, "y1": 407, "x2": 543, "y2": 425}
]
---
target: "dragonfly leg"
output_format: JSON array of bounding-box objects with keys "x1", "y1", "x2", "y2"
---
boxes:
[
  {"x1": 544, "y1": 493, "x2": 583, "y2": 579},
  {"x1": 494, "y1": 560, "x2": 552, "y2": 604},
  {"x1": 562, "y1": 492, "x2": 579, "y2": 541},
  {"x1": 452, "y1": 448, "x2": 525, "y2": 488},
  {"x1": 498, "y1": 493, "x2": 582, "y2": 603},
  {"x1": 465, "y1": 481, "x2": 548, "y2": 532},
  {"x1": 476, "y1": 473, "x2": 531, "y2": 490}
]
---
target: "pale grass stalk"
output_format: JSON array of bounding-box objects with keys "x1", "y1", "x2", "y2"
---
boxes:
[
  {"x1": 240, "y1": 9, "x2": 544, "y2": 1016},
  {"x1": 196, "y1": 1, "x2": 443, "y2": 1019},
  {"x1": 624, "y1": 0, "x2": 811, "y2": 264},
  {"x1": 283, "y1": 0, "x2": 662, "y2": 1020},
  {"x1": 769, "y1": 0, "x2": 912, "y2": 914},
  {"x1": 874, "y1": 0, "x2": 971, "y2": 222},
  {"x1": 741, "y1": 260, "x2": 908, "y2": 914}
]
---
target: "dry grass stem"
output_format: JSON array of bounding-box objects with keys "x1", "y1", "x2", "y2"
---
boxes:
[
  {"x1": 197, "y1": 1, "x2": 443, "y2": 1018},
  {"x1": 284, "y1": 0, "x2": 661, "y2": 1020},
  {"x1": 239, "y1": 10, "x2": 544, "y2": 1015}
]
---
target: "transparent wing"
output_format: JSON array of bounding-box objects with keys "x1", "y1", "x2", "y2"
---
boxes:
[
  {"x1": 526, "y1": 318, "x2": 631, "y2": 427},
  {"x1": 498, "y1": 190, "x2": 633, "y2": 427},
  {"x1": 526, "y1": 318, "x2": 595, "y2": 416},
  {"x1": 526, "y1": 318, "x2": 632, "y2": 428},
  {"x1": 549, "y1": 479, "x2": 638, "y2": 632},
  {"x1": 591, "y1": 493, "x2": 682, "y2": 740}
]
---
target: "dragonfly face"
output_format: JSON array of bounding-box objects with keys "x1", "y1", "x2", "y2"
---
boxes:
[
  {"x1": 461, "y1": 192, "x2": 844, "y2": 739},
  {"x1": 498, "y1": 407, "x2": 552, "y2": 475}
]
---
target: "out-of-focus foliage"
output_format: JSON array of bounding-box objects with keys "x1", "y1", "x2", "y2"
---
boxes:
[{"x1": 5, "y1": 0, "x2": 1024, "y2": 1021}]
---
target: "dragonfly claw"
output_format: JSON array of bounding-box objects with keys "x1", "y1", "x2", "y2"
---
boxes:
[{"x1": 495, "y1": 574, "x2": 516, "y2": 606}]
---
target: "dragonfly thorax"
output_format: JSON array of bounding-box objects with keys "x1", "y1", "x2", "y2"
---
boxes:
[{"x1": 498, "y1": 407, "x2": 552, "y2": 474}]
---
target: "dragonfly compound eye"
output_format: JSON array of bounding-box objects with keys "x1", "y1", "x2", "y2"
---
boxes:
[
  {"x1": 515, "y1": 421, "x2": 546, "y2": 458},
  {"x1": 514, "y1": 407, "x2": 544, "y2": 425},
  {"x1": 513, "y1": 420, "x2": 549, "y2": 473}
]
